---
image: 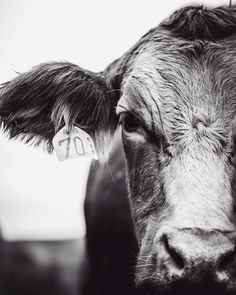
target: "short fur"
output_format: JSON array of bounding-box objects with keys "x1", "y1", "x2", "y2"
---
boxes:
[
  {"x1": 0, "y1": 62, "x2": 119, "y2": 157},
  {"x1": 161, "y1": 5, "x2": 236, "y2": 41},
  {"x1": 1, "y1": 5, "x2": 236, "y2": 295}
]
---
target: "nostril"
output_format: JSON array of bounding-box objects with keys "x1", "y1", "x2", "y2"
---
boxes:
[
  {"x1": 162, "y1": 234, "x2": 185, "y2": 270},
  {"x1": 217, "y1": 246, "x2": 236, "y2": 271}
]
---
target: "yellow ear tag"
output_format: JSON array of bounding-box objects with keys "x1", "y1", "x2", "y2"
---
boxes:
[{"x1": 52, "y1": 113, "x2": 98, "y2": 161}]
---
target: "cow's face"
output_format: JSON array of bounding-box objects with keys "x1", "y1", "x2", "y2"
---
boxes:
[
  {"x1": 117, "y1": 40, "x2": 236, "y2": 293},
  {"x1": 1, "y1": 5, "x2": 236, "y2": 295}
]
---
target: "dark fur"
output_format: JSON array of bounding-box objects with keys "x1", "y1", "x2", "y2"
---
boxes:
[
  {"x1": 1, "y1": 6, "x2": 236, "y2": 152},
  {"x1": 161, "y1": 5, "x2": 236, "y2": 41},
  {"x1": 2, "y1": 6, "x2": 234, "y2": 151},
  {"x1": 1, "y1": 5, "x2": 236, "y2": 295},
  {"x1": 0, "y1": 62, "x2": 119, "y2": 156}
]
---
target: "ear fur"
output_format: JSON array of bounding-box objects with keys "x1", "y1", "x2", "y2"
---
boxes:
[
  {"x1": 0, "y1": 62, "x2": 119, "y2": 158},
  {"x1": 0, "y1": 20, "x2": 156, "y2": 158}
]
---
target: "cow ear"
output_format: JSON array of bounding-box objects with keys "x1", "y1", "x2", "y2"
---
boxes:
[{"x1": 0, "y1": 62, "x2": 120, "y2": 158}]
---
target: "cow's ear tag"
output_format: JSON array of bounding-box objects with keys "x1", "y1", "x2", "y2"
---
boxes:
[{"x1": 52, "y1": 113, "x2": 98, "y2": 161}]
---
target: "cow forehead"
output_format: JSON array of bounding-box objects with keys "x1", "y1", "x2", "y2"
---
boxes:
[{"x1": 119, "y1": 37, "x2": 236, "y2": 141}]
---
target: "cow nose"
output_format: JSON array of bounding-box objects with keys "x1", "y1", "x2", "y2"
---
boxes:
[{"x1": 155, "y1": 228, "x2": 236, "y2": 285}]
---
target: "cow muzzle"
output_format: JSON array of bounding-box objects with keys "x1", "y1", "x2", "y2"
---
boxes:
[{"x1": 136, "y1": 227, "x2": 236, "y2": 294}]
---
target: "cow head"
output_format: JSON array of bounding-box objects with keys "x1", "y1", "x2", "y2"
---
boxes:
[{"x1": 1, "y1": 5, "x2": 236, "y2": 294}]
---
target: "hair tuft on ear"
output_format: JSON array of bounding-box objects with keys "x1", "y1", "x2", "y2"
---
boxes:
[{"x1": 0, "y1": 62, "x2": 120, "y2": 159}]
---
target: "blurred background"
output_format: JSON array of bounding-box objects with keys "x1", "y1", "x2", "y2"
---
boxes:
[{"x1": 0, "y1": 0, "x2": 232, "y2": 294}]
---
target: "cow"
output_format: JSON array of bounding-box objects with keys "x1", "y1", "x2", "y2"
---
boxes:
[{"x1": 0, "y1": 5, "x2": 236, "y2": 295}]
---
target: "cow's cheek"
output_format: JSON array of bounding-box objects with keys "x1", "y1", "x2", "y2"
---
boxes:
[{"x1": 122, "y1": 134, "x2": 166, "y2": 240}]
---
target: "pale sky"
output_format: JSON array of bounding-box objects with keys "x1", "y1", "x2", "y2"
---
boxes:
[{"x1": 0, "y1": 0, "x2": 231, "y2": 240}]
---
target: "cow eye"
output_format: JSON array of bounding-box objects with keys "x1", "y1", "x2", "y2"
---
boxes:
[{"x1": 121, "y1": 113, "x2": 140, "y2": 133}]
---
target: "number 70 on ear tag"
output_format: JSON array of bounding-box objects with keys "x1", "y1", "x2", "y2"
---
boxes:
[{"x1": 52, "y1": 126, "x2": 98, "y2": 161}]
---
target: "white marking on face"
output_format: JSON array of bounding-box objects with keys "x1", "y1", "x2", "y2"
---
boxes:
[{"x1": 163, "y1": 142, "x2": 234, "y2": 230}]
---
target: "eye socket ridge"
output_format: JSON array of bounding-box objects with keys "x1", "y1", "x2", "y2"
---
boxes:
[
  {"x1": 118, "y1": 108, "x2": 168, "y2": 149},
  {"x1": 118, "y1": 111, "x2": 171, "y2": 155}
]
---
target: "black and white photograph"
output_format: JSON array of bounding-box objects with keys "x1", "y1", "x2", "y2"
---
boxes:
[{"x1": 0, "y1": 0, "x2": 236, "y2": 294}]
